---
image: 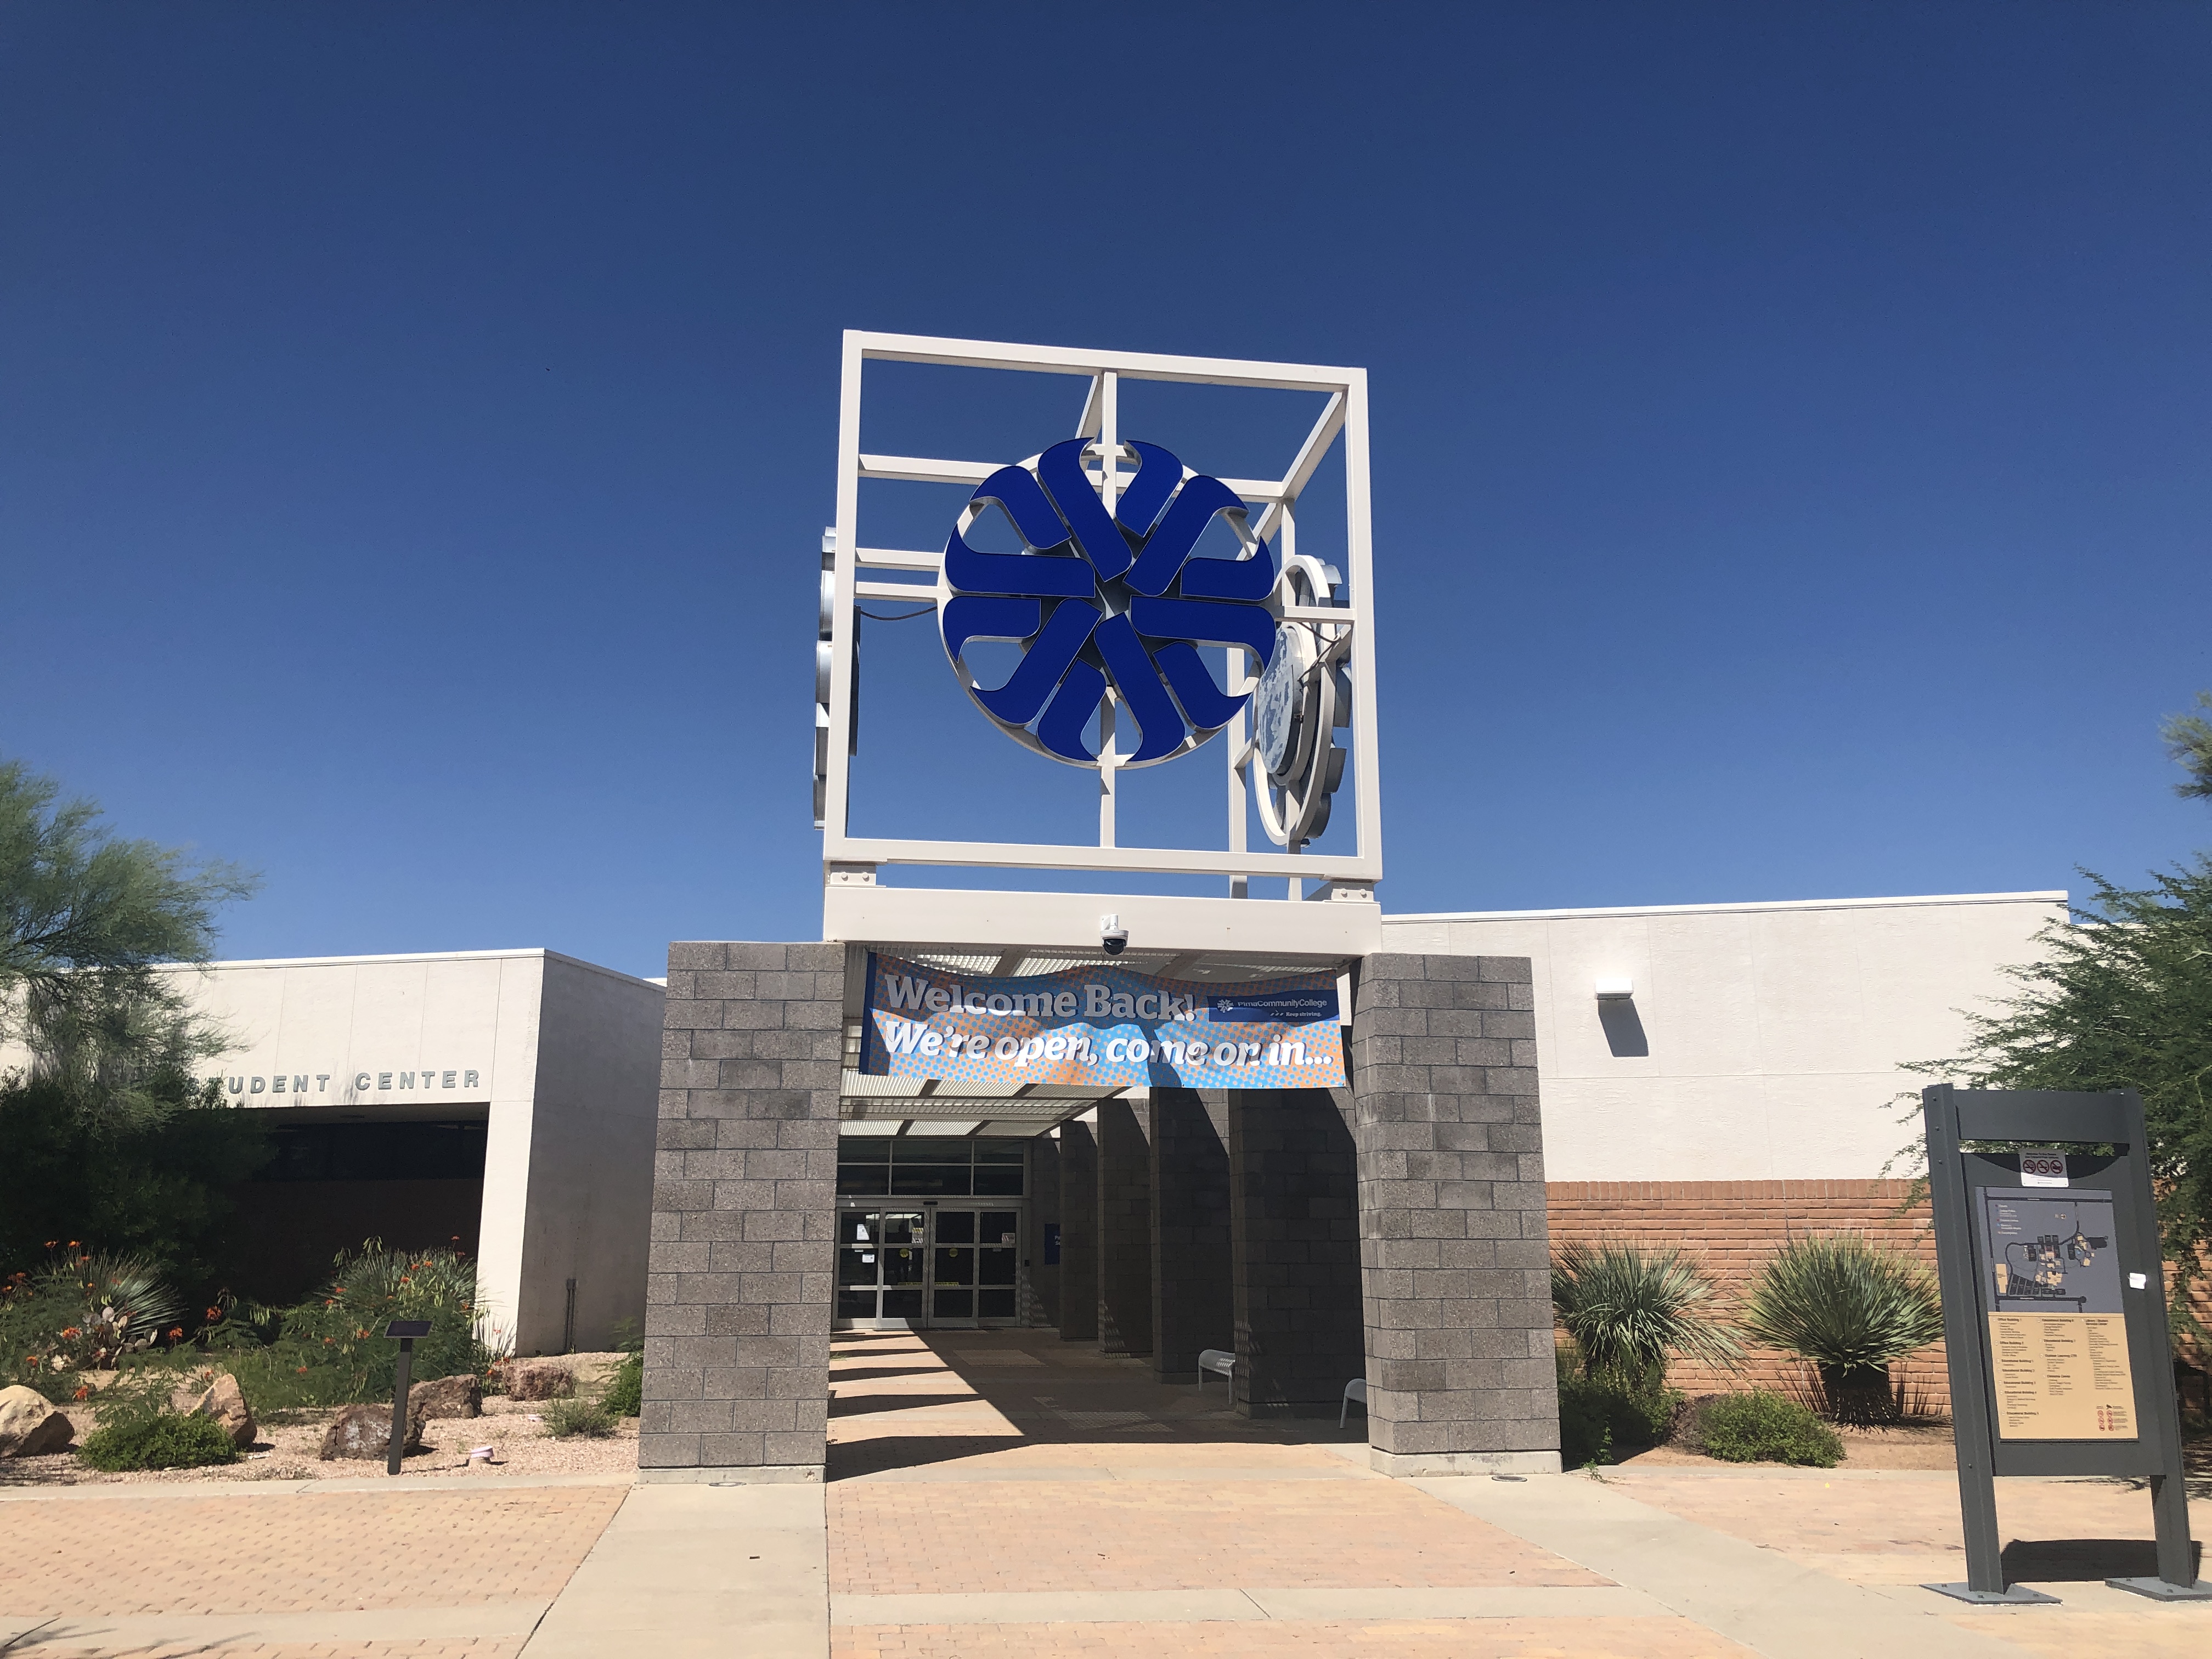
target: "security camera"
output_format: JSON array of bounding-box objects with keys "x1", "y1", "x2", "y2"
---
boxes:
[{"x1": 1099, "y1": 913, "x2": 1128, "y2": 956}]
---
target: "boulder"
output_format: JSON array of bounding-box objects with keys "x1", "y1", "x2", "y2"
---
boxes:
[
  {"x1": 0, "y1": 1385, "x2": 73, "y2": 1458},
  {"x1": 410, "y1": 1373, "x2": 483, "y2": 1419},
  {"x1": 499, "y1": 1358, "x2": 573, "y2": 1401},
  {"x1": 190, "y1": 1373, "x2": 257, "y2": 1449},
  {"x1": 318, "y1": 1401, "x2": 426, "y2": 1461}
]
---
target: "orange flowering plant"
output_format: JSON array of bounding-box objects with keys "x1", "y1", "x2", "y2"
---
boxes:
[
  {"x1": 0, "y1": 1247, "x2": 185, "y2": 1385},
  {"x1": 195, "y1": 1238, "x2": 503, "y2": 1409}
]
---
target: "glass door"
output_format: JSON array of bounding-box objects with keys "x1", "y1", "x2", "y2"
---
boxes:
[
  {"x1": 975, "y1": 1208, "x2": 1020, "y2": 1321},
  {"x1": 838, "y1": 1208, "x2": 925, "y2": 1327},
  {"x1": 838, "y1": 1204, "x2": 1022, "y2": 1329},
  {"x1": 930, "y1": 1207, "x2": 1022, "y2": 1324}
]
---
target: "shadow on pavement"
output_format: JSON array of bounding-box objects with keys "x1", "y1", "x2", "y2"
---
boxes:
[{"x1": 2001, "y1": 1537, "x2": 2204, "y2": 1582}]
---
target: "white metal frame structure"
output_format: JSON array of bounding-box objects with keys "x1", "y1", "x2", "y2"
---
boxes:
[{"x1": 819, "y1": 332, "x2": 1382, "y2": 934}]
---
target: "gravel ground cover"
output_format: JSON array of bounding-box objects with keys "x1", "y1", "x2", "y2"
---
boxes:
[{"x1": 0, "y1": 1355, "x2": 637, "y2": 1486}]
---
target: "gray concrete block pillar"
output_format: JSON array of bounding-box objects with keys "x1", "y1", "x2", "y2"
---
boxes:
[
  {"x1": 1026, "y1": 1133, "x2": 1062, "y2": 1329},
  {"x1": 1149, "y1": 1088, "x2": 1232, "y2": 1383},
  {"x1": 1094, "y1": 1099, "x2": 1153, "y2": 1356},
  {"x1": 1350, "y1": 952, "x2": 1560, "y2": 1476},
  {"x1": 639, "y1": 941, "x2": 842, "y2": 1483},
  {"x1": 1227, "y1": 1087, "x2": 1365, "y2": 1414},
  {"x1": 1055, "y1": 1120, "x2": 1098, "y2": 1343}
]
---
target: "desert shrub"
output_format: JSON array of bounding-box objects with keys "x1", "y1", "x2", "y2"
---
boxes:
[
  {"x1": 1553, "y1": 1239, "x2": 1741, "y2": 1395},
  {"x1": 542, "y1": 1397, "x2": 616, "y2": 1438},
  {"x1": 0, "y1": 1074, "x2": 273, "y2": 1301},
  {"x1": 199, "y1": 1240, "x2": 505, "y2": 1410},
  {"x1": 1, "y1": 1269, "x2": 87, "y2": 1396},
  {"x1": 1557, "y1": 1367, "x2": 1614, "y2": 1468},
  {"x1": 1, "y1": 1246, "x2": 185, "y2": 1395},
  {"x1": 1556, "y1": 1345, "x2": 1682, "y2": 1465},
  {"x1": 1743, "y1": 1234, "x2": 1944, "y2": 1425},
  {"x1": 78, "y1": 1410, "x2": 239, "y2": 1471},
  {"x1": 1698, "y1": 1390, "x2": 1844, "y2": 1466},
  {"x1": 600, "y1": 1319, "x2": 641, "y2": 1418}
]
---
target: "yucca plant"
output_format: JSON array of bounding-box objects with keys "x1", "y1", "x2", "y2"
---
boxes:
[
  {"x1": 1743, "y1": 1234, "x2": 1943, "y2": 1426},
  {"x1": 31, "y1": 1248, "x2": 184, "y2": 1370},
  {"x1": 1551, "y1": 1239, "x2": 1742, "y2": 1391}
]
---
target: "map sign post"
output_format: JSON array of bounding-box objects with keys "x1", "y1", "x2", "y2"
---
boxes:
[{"x1": 1922, "y1": 1085, "x2": 2208, "y2": 1603}]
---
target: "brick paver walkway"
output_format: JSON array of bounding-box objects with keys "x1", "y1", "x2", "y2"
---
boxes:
[
  {"x1": 1606, "y1": 1467, "x2": 2212, "y2": 1658},
  {"x1": 0, "y1": 1487, "x2": 626, "y2": 1617},
  {"x1": 3, "y1": 1330, "x2": 2203, "y2": 1658},
  {"x1": 834, "y1": 1617, "x2": 1755, "y2": 1657},
  {"x1": 826, "y1": 1329, "x2": 2212, "y2": 1659},
  {"x1": 13, "y1": 1643, "x2": 522, "y2": 1659},
  {"x1": 828, "y1": 1331, "x2": 1660, "y2": 1656}
]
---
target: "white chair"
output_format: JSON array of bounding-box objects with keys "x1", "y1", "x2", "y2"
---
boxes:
[
  {"x1": 1339, "y1": 1376, "x2": 1368, "y2": 1427},
  {"x1": 1197, "y1": 1348, "x2": 1235, "y2": 1390}
]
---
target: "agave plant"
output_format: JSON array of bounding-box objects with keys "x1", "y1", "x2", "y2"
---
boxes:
[
  {"x1": 1743, "y1": 1233, "x2": 1944, "y2": 1425},
  {"x1": 1551, "y1": 1239, "x2": 1742, "y2": 1387},
  {"x1": 32, "y1": 1249, "x2": 184, "y2": 1369}
]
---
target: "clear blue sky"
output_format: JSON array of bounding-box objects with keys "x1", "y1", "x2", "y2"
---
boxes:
[{"x1": 4, "y1": 4, "x2": 2208, "y2": 980}]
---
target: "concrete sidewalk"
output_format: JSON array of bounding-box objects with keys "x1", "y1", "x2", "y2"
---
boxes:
[{"x1": 523, "y1": 1482, "x2": 828, "y2": 1658}]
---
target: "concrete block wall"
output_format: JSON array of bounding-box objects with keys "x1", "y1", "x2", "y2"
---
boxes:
[
  {"x1": 640, "y1": 941, "x2": 842, "y2": 1482},
  {"x1": 1026, "y1": 1133, "x2": 1062, "y2": 1329},
  {"x1": 1094, "y1": 1099, "x2": 1153, "y2": 1357},
  {"x1": 1056, "y1": 1120, "x2": 1099, "y2": 1344},
  {"x1": 1350, "y1": 952, "x2": 1559, "y2": 1474},
  {"x1": 1150, "y1": 1088, "x2": 1233, "y2": 1383},
  {"x1": 1226, "y1": 1087, "x2": 1367, "y2": 1414}
]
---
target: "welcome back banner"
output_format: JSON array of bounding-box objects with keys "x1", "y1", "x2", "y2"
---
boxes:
[{"x1": 860, "y1": 954, "x2": 1345, "y2": 1091}]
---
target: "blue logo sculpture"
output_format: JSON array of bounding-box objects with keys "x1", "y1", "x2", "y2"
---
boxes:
[{"x1": 940, "y1": 439, "x2": 1277, "y2": 766}]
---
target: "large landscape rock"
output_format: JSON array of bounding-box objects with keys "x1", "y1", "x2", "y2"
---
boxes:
[
  {"x1": 0, "y1": 1385, "x2": 74, "y2": 1458},
  {"x1": 410, "y1": 1373, "x2": 483, "y2": 1419},
  {"x1": 499, "y1": 1358, "x2": 573, "y2": 1401},
  {"x1": 190, "y1": 1373, "x2": 257, "y2": 1448},
  {"x1": 318, "y1": 1401, "x2": 426, "y2": 1460}
]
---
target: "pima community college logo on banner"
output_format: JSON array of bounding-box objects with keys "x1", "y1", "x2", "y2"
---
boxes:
[{"x1": 860, "y1": 955, "x2": 1345, "y2": 1090}]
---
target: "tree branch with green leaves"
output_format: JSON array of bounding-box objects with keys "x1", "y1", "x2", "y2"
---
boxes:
[{"x1": 1, "y1": 758, "x2": 259, "y2": 1125}]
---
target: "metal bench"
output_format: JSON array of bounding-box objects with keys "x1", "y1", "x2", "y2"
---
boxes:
[
  {"x1": 1339, "y1": 1376, "x2": 1368, "y2": 1427},
  {"x1": 1197, "y1": 1348, "x2": 1235, "y2": 1390}
]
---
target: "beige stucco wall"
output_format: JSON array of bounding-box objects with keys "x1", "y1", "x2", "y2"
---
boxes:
[{"x1": 1380, "y1": 892, "x2": 2064, "y2": 1183}]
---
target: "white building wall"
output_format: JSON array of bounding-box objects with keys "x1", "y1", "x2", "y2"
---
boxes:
[
  {"x1": 154, "y1": 948, "x2": 659, "y2": 1354},
  {"x1": 1380, "y1": 892, "x2": 2064, "y2": 1182},
  {"x1": 510, "y1": 954, "x2": 662, "y2": 1355}
]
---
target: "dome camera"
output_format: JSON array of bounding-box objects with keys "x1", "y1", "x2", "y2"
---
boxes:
[{"x1": 1099, "y1": 913, "x2": 1129, "y2": 956}]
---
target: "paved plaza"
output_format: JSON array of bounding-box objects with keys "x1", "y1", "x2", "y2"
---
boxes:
[{"x1": 2, "y1": 1329, "x2": 2205, "y2": 1657}]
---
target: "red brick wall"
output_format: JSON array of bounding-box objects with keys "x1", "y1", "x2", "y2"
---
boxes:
[
  {"x1": 1545, "y1": 1180, "x2": 1954, "y2": 1413},
  {"x1": 1545, "y1": 1181, "x2": 2212, "y2": 1417}
]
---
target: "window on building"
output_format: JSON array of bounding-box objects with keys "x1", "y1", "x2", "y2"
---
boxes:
[
  {"x1": 836, "y1": 1136, "x2": 1026, "y2": 1198},
  {"x1": 254, "y1": 1121, "x2": 489, "y2": 1182}
]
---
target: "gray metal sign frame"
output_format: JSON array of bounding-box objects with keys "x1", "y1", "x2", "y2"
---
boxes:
[{"x1": 1922, "y1": 1084, "x2": 2207, "y2": 1602}]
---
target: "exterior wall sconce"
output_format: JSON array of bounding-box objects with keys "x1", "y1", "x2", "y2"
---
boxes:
[{"x1": 1594, "y1": 977, "x2": 1634, "y2": 1001}]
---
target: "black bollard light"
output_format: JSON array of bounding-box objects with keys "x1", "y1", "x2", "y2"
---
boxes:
[{"x1": 385, "y1": 1319, "x2": 432, "y2": 1476}]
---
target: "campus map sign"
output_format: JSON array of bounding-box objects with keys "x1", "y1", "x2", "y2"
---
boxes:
[
  {"x1": 1921, "y1": 1085, "x2": 2205, "y2": 1603},
  {"x1": 1977, "y1": 1187, "x2": 2136, "y2": 1440},
  {"x1": 859, "y1": 953, "x2": 1345, "y2": 1090}
]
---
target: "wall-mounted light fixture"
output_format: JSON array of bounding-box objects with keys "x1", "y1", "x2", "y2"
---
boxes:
[{"x1": 1594, "y1": 977, "x2": 1646, "y2": 1056}]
